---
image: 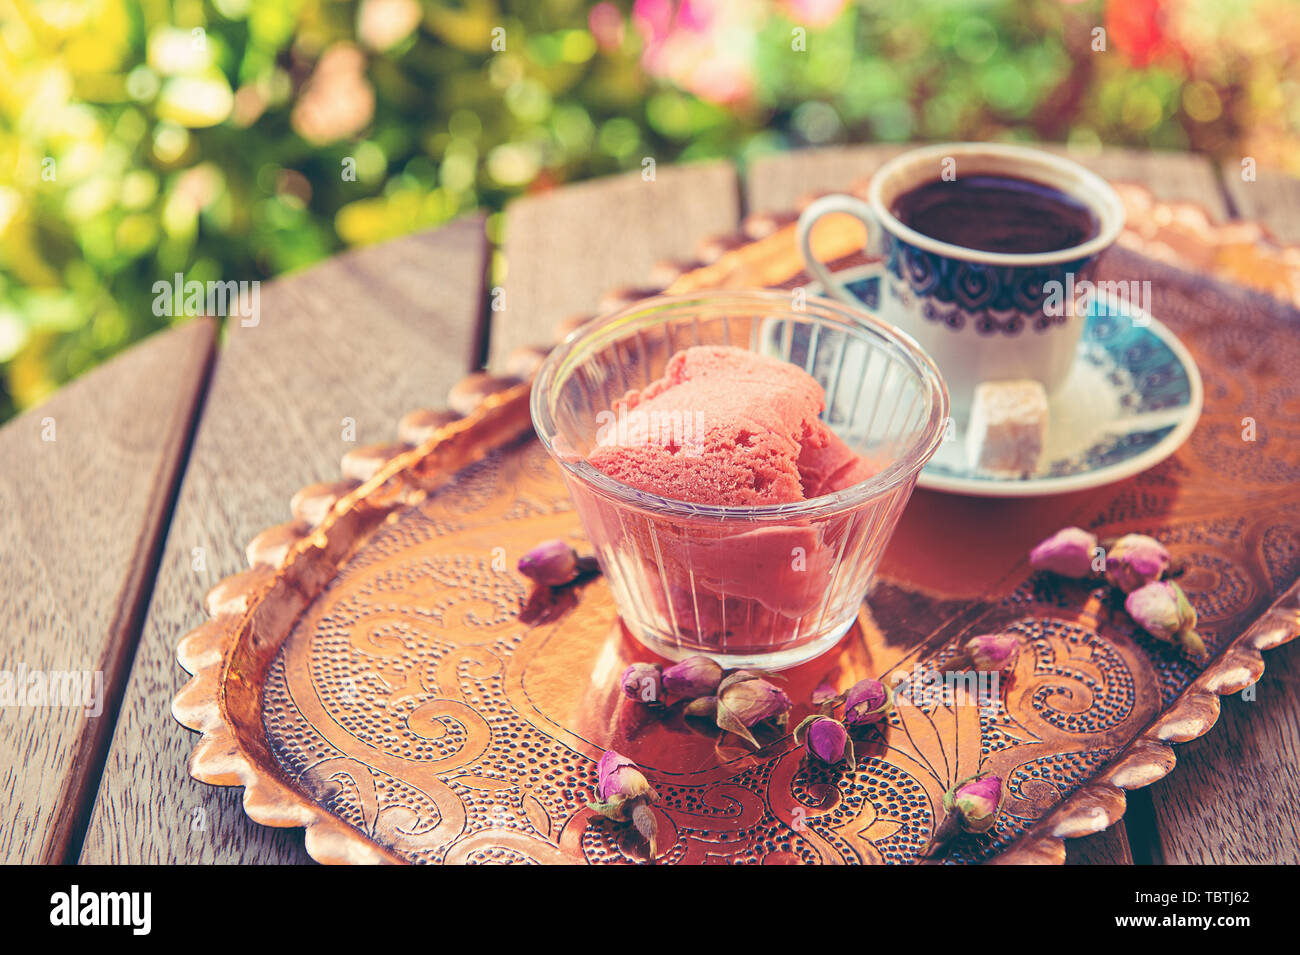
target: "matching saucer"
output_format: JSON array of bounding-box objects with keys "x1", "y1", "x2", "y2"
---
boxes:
[{"x1": 804, "y1": 263, "x2": 1203, "y2": 498}]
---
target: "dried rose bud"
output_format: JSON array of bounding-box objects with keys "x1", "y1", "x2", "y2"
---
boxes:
[
  {"x1": 594, "y1": 750, "x2": 655, "y2": 803},
  {"x1": 842, "y1": 677, "x2": 892, "y2": 727},
  {"x1": 517, "y1": 539, "x2": 579, "y2": 586},
  {"x1": 795, "y1": 715, "x2": 853, "y2": 765},
  {"x1": 1029, "y1": 526, "x2": 1099, "y2": 579},
  {"x1": 945, "y1": 774, "x2": 1003, "y2": 834},
  {"x1": 661, "y1": 655, "x2": 723, "y2": 698},
  {"x1": 719, "y1": 674, "x2": 790, "y2": 725},
  {"x1": 682, "y1": 695, "x2": 717, "y2": 719},
  {"x1": 709, "y1": 671, "x2": 791, "y2": 747},
  {"x1": 588, "y1": 750, "x2": 660, "y2": 859},
  {"x1": 1125, "y1": 580, "x2": 1206, "y2": 658},
  {"x1": 924, "y1": 772, "x2": 1004, "y2": 858},
  {"x1": 620, "y1": 662, "x2": 663, "y2": 705},
  {"x1": 1105, "y1": 533, "x2": 1171, "y2": 593},
  {"x1": 958, "y1": 632, "x2": 1020, "y2": 674}
]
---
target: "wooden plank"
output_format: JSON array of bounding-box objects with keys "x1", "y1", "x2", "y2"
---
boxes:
[
  {"x1": 1146, "y1": 641, "x2": 1300, "y2": 864},
  {"x1": 488, "y1": 160, "x2": 741, "y2": 368},
  {"x1": 1220, "y1": 163, "x2": 1300, "y2": 242},
  {"x1": 1045, "y1": 145, "x2": 1230, "y2": 218},
  {"x1": 0, "y1": 317, "x2": 216, "y2": 864},
  {"x1": 1144, "y1": 166, "x2": 1300, "y2": 865},
  {"x1": 743, "y1": 145, "x2": 1231, "y2": 865},
  {"x1": 1065, "y1": 827, "x2": 1136, "y2": 865},
  {"x1": 78, "y1": 216, "x2": 490, "y2": 863},
  {"x1": 745, "y1": 144, "x2": 909, "y2": 213}
]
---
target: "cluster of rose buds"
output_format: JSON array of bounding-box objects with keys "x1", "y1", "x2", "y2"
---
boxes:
[
  {"x1": 1031, "y1": 526, "x2": 1172, "y2": 592},
  {"x1": 1030, "y1": 527, "x2": 1205, "y2": 658},
  {"x1": 793, "y1": 676, "x2": 893, "y2": 767},
  {"x1": 619, "y1": 654, "x2": 723, "y2": 706},
  {"x1": 587, "y1": 751, "x2": 660, "y2": 859},
  {"x1": 619, "y1": 656, "x2": 789, "y2": 748},
  {"x1": 925, "y1": 772, "x2": 1004, "y2": 857},
  {"x1": 517, "y1": 539, "x2": 600, "y2": 587},
  {"x1": 1031, "y1": 527, "x2": 1175, "y2": 591}
]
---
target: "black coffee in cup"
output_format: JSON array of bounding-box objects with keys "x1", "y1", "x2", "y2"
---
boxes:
[{"x1": 890, "y1": 174, "x2": 1099, "y2": 255}]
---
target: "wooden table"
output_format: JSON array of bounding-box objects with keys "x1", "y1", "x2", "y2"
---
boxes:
[{"x1": 3, "y1": 145, "x2": 1298, "y2": 866}]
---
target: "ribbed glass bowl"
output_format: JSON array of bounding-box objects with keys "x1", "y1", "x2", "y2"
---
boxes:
[{"x1": 531, "y1": 290, "x2": 949, "y2": 669}]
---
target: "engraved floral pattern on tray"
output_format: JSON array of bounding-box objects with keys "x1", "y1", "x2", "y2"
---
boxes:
[
  {"x1": 246, "y1": 427, "x2": 1299, "y2": 864},
  {"x1": 257, "y1": 442, "x2": 1157, "y2": 864}
]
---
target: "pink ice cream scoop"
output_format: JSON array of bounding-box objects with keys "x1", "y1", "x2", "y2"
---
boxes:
[
  {"x1": 584, "y1": 346, "x2": 878, "y2": 648},
  {"x1": 588, "y1": 346, "x2": 875, "y2": 506}
]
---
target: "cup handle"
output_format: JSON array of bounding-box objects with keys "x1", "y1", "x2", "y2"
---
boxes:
[{"x1": 796, "y1": 195, "x2": 882, "y2": 304}]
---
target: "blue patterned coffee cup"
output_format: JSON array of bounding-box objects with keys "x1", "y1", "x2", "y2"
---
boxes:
[{"x1": 797, "y1": 143, "x2": 1125, "y2": 418}]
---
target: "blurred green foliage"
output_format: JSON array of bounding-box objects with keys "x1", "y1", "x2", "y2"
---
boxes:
[{"x1": 2, "y1": 0, "x2": 1298, "y2": 422}]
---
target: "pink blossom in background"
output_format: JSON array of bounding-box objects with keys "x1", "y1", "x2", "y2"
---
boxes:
[
  {"x1": 588, "y1": 2, "x2": 626, "y2": 51},
  {"x1": 676, "y1": 0, "x2": 715, "y2": 32},
  {"x1": 684, "y1": 52, "x2": 754, "y2": 104},
  {"x1": 634, "y1": 0, "x2": 676, "y2": 42},
  {"x1": 782, "y1": 0, "x2": 847, "y2": 27},
  {"x1": 632, "y1": 0, "x2": 761, "y2": 105}
]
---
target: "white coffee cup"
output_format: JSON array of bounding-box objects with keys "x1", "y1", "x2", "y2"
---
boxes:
[{"x1": 797, "y1": 143, "x2": 1125, "y2": 418}]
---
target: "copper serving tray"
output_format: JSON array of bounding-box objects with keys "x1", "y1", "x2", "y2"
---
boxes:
[{"x1": 174, "y1": 187, "x2": 1300, "y2": 864}]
